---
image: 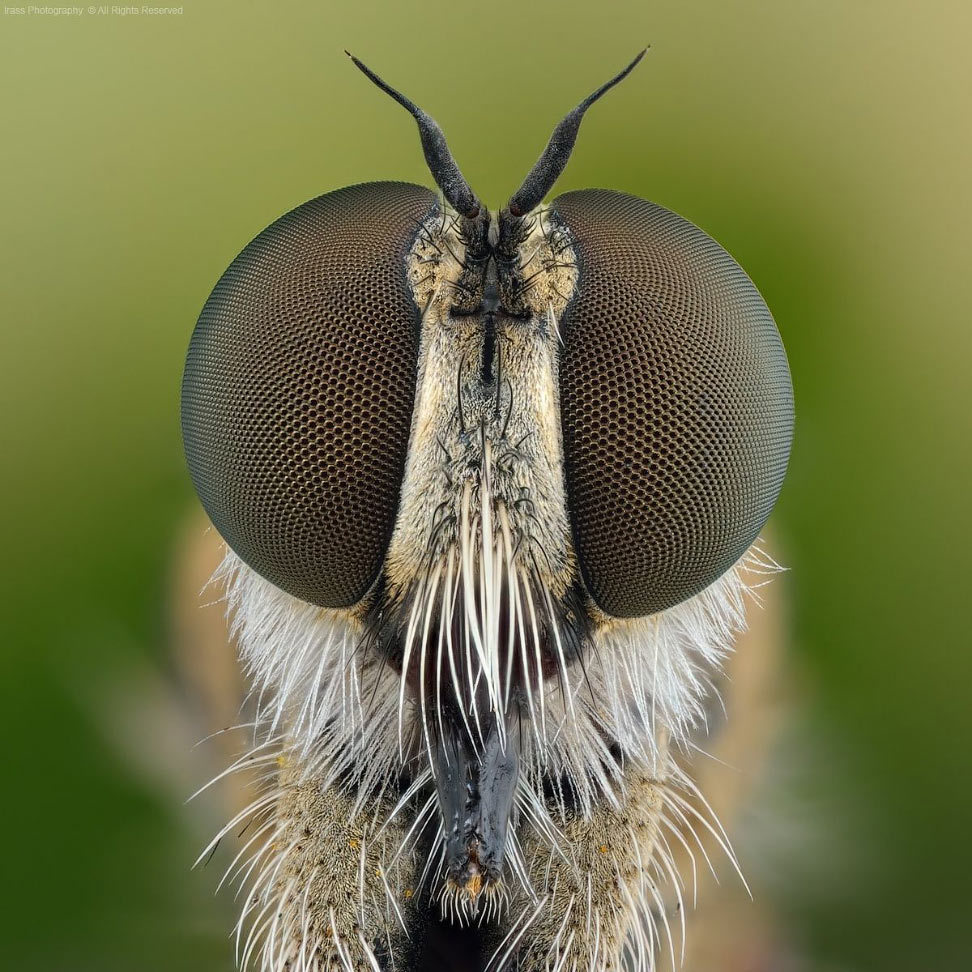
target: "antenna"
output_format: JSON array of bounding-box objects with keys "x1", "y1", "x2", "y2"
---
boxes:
[
  {"x1": 507, "y1": 49, "x2": 648, "y2": 217},
  {"x1": 347, "y1": 52, "x2": 481, "y2": 219}
]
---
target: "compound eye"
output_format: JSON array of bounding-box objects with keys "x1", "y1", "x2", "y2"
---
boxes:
[
  {"x1": 552, "y1": 189, "x2": 794, "y2": 618},
  {"x1": 181, "y1": 182, "x2": 437, "y2": 608}
]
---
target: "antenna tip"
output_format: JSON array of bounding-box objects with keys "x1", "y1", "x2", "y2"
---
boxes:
[{"x1": 345, "y1": 50, "x2": 368, "y2": 72}]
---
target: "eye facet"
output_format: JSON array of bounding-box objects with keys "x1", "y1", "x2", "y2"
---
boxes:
[
  {"x1": 553, "y1": 189, "x2": 794, "y2": 618},
  {"x1": 181, "y1": 181, "x2": 436, "y2": 608}
]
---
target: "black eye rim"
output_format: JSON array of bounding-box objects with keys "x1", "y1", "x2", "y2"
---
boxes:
[
  {"x1": 551, "y1": 188, "x2": 794, "y2": 619},
  {"x1": 181, "y1": 181, "x2": 438, "y2": 609}
]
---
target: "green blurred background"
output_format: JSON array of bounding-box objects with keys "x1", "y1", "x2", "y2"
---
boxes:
[{"x1": 1, "y1": 1, "x2": 969, "y2": 968}]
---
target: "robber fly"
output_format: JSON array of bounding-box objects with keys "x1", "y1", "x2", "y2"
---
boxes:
[{"x1": 182, "y1": 49, "x2": 793, "y2": 972}]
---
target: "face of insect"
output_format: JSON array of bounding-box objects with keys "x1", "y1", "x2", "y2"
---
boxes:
[{"x1": 182, "y1": 51, "x2": 793, "y2": 971}]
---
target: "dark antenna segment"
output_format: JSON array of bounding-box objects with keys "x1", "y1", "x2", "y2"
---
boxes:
[
  {"x1": 507, "y1": 49, "x2": 648, "y2": 217},
  {"x1": 346, "y1": 51, "x2": 481, "y2": 219}
]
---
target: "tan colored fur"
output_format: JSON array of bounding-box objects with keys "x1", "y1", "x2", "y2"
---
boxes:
[
  {"x1": 262, "y1": 762, "x2": 420, "y2": 972},
  {"x1": 513, "y1": 761, "x2": 669, "y2": 972},
  {"x1": 385, "y1": 206, "x2": 578, "y2": 603}
]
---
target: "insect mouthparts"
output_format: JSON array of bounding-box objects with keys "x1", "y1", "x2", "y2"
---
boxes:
[{"x1": 434, "y1": 712, "x2": 519, "y2": 911}]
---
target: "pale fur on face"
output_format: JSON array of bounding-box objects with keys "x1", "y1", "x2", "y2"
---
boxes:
[{"x1": 204, "y1": 541, "x2": 779, "y2": 971}]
